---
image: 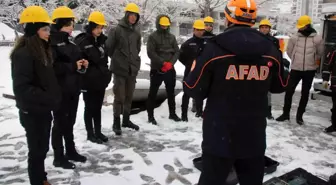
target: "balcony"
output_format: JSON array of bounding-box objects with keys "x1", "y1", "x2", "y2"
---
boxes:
[{"x1": 321, "y1": 3, "x2": 336, "y2": 13}]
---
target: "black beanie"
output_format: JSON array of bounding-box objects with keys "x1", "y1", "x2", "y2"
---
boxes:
[
  {"x1": 85, "y1": 22, "x2": 99, "y2": 34},
  {"x1": 53, "y1": 18, "x2": 74, "y2": 31},
  {"x1": 24, "y1": 23, "x2": 50, "y2": 37}
]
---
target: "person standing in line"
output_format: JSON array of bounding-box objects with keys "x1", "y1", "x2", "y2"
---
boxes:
[
  {"x1": 11, "y1": 6, "x2": 61, "y2": 185},
  {"x1": 276, "y1": 15, "x2": 324, "y2": 125},
  {"x1": 50, "y1": 6, "x2": 87, "y2": 169},
  {"x1": 183, "y1": 0, "x2": 289, "y2": 184},
  {"x1": 146, "y1": 15, "x2": 181, "y2": 125},
  {"x1": 190, "y1": 16, "x2": 216, "y2": 115},
  {"x1": 106, "y1": 3, "x2": 141, "y2": 135},
  {"x1": 179, "y1": 19, "x2": 206, "y2": 122},
  {"x1": 74, "y1": 11, "x2": 112, "y2": 144},
  {"x1": 258, "y1": 19, "x2": 279, "y2": 120}
]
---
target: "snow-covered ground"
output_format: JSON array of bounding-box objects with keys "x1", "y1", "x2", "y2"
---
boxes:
[{"x1": 0, "y1": 35, "x2": 335, "y2": 184}]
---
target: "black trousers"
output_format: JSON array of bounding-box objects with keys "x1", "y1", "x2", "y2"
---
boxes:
[
  {"x1": 52, "y1": 94, "x2": 79, "y2": 158},
  {"x1": 19, "y1": 110, "x2": 52, "y2": 185},
  {"x1": 198, "y1": 153, "x2": 265, "y2": 185},
  {"x1": 83, "y1": 90, "x2": 105, "y2": 136},
  {"x1": 147, "y1": 69, "x2": 176, "y2": 118},
  {"x1": 283, "y1": 70, "x2": 315, "y2": 114},
  {"x1": 181, "y1": 93, "x2": 203, "y2": 116}
]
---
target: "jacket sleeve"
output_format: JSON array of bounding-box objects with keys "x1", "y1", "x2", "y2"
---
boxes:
[
  {"x1": 179, "y1": 42, "x2": 188, "y2": 66},
  {"x1": 315, "y1": 35, "x2": 324, "y2": 60},
  {"x1": 11, "y1": 51, "x2": 51, "y2": 104},
  {"x1": 147, "y1": 34, "x2": 165, "y2": 67},
  {"x1": 286, "y1": 35, "x2": 296, "y2": 59},
  {"x1": 171, "y1": 36, "x2": 180, "y2": 65},
  {"x1": 106, "y1": 27, "x2": 117, "y2": 58},
  {"x1": 138, "y1": 33, "x2": 142, "y2": 54},
  {"x1": 269, "y1": 49, "x2": 290, "y2": 94},
  {"x1": 52, "y1": 47, "x2": 77, "y2": 76},
  {"x1": 183, "y1": 43, "x2": 215, "y2": 100},
  {"x1": 322, "y1": 49, "x2": 336, "y2": 81}
]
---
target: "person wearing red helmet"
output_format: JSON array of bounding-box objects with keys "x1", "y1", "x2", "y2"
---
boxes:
[{"x1": 183, "y1": 0, "x2": 289, "y2": 184}]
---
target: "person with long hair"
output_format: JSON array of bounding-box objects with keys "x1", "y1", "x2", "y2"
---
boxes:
[
  {"x1": 74, "y1": 11, "x2": 111, "y2": 144},
  {"x1": 11, "y1": 6, "x2": 61, "y2": 185},
  {"x1": 50, "y1": 6, "x2": 87, "y2": 169}
]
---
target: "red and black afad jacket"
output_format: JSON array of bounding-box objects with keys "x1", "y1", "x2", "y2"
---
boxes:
[{"x1": 183, "y1": 26, "x2": 289, "y2": 158}]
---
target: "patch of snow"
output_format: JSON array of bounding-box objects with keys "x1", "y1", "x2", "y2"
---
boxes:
[{"x1": 0, "y1": 23, "x2": 21, "y2": 41}]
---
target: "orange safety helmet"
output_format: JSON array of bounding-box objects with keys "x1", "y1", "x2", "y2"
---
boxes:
[{"x1": 224, "y1": 0, "x2": 257, "y2": 26}]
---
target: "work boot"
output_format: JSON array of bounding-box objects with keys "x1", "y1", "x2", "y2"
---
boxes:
[
  {"x1": 195, "y1": 110, "x2": 203, "y2": 118},
  {"x1": 113, "y1": 116, "x2": 122, "y2": 136},
  {"x1": 148, "y1": 117, "x2": 158, "y2": 125},
  {"x1": 53, "y1": 158, "x2": 76, "y2": 169},
  {"x1": 65, "y1": 148, "x2": 87, "y2": 163},
  {"x1": 169, "y1": 113, "x2": 181, "y2": 122},
  {"x1": 96, "y1": 133, "x2": 108, "y2": 143},
  {"x1": 87, "y1": 134, "x2": 103, "y2": 144},
  {"x1": 275, "y1": 113, "x2": 290, "y2": 122},
  {"x1": 267, "y1": 106, "x2": 274, "y2": 120},
  {"x1": 296, "y1": 112, "x2": 304, "y2": 125},
  {"x1": 43, "y1": 181, "x2": 52, "y2": 185},
  {"x1": 122, "y1": 113, "x2": 140, "y2": 131},
  {"x1": 325, "y1": 125, "x2": 336, "y2": 133}
]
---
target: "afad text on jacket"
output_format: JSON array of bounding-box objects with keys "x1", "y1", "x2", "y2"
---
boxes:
[{"x1": 183, "y1": 26, "x2": 289, "y2": 158}]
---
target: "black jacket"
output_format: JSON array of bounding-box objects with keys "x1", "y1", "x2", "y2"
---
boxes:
[
  {"x1": 322, "y1": 47, "x2": 336, "y2": 90},
  {"x1": 11, "y1": 42, "x2": 61, "y2": 113},
  {"x1": 183, "y1": 26, "x2": 289, "y2": 158},
  {"x1": 147, "y1": 15, "x2": 179, "y2": 71},
  {"x1": 179, "y1": 35, "x2": 205, "y2": 77},
  {"x1": 50, "y1": 29, "x2": 83, "y2": 95},
  {"x1": 106, "y1": 15, "x2": 141, "y2": 77},
  {"x1": 74, "y1": 33, "x2": 112, "y2": 91},
  {"x1": 203, "y1": 31, "x2": 215, "y2": 40},
  {"x1": 266, "y1": 33, "x2": 280, "y2": 50}
]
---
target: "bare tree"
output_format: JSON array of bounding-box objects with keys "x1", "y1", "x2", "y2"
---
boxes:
[
  {"x1": 0, "y1": 0, "x2": 27, "y2": 40},
  {"x1": 194, "y1": 0, "x2": 227, "y2": 17}
]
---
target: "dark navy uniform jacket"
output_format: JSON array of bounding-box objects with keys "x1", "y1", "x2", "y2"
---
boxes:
[{"x1": 183, "y1": 26, "x2": 289, "y2": 158}]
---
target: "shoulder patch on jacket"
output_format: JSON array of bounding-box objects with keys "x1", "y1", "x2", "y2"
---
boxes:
[{"x1": 56, "y1": 42, "x2": 66, "y2": 47}]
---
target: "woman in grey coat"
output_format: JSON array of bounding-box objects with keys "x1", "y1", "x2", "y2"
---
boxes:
[{"x1": 276, "y1": 15, "x2": 324, "y2": 125}]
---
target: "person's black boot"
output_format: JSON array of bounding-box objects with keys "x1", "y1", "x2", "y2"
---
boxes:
[
  {"x1": 296, "y1": 112, "x2": 304, "y2": 125},
  {"x1": 191, "y1": 99, "x2": 196, "y2": 113},
  {"x1": 276, "y1": 113, "x2": 290, "y2": 122},
  {"x1": 267, "y1": 106, "x2": 274, "y2": 120},
  {"x1": 87, "y1": 134, "x2": 103, "y2": 144},
  {"x1": 65, "y1": 147, "x2": 87, "y2": 163},
  {"x1": 122, "y1": 113, "x2": 140, "y2": 131},
  {"x1": 53, "y1": 157, "x2": 76, "y2": 169},
  {"x1": 195, "y1": 110, "x2": 203, "y2": 118},
  {"x1": 148, "y1": 116, "x2": 158, "y2": 125},
  {"x1": 324, "y1": 125, "x2": 336, "y2": 133},
  {"x1": 96, "y1": 133, "x2": 108, "y2": 143},
  {"x1": 169, "y1": 113, "x2": 181, "y2": 122},
  {"x1": 113, "y1": 116, "x2": 122, "y2": 136}
]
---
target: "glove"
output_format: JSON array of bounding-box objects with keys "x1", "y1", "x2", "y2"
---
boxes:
[
  {"x1": 161, "y1": 62, "x2": 173, "y2": 73},
  {"x1": 322, "y1": 81, "x2": 329, "y2": 89}
]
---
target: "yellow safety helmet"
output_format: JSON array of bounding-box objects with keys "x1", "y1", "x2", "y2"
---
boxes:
[
  {"x1": 88, "y1": 11, "x2": 107, "y2": 26},
  {"x1": 125, "y1": 3, "x2": 140, "y2": 14},
  {"x1": 204, "y1": 16, "x2": 214, "y2": 23},
  {"x1": 193, "y1": 19, "x2": 205, "y2": 30},
  {"x1": 19, "y1": 6, "x2": 53, "y2": 24},
  {"x1": 159, "y1": 17, "x2": 170, "y2": 26},
  {"x1": 259, "y1": 19, "x2": 272, "y2": 27},
  {"x1": 51, "y1": 6, "x2": 75, "y2": 21},
  {"x1": 296, "y1": 15, "x2": 311, "y2": 29}
]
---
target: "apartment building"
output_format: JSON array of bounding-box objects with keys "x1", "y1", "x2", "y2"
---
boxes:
[{"x1": 291, "y1": 0, "x2": 327, "y2": 23}]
